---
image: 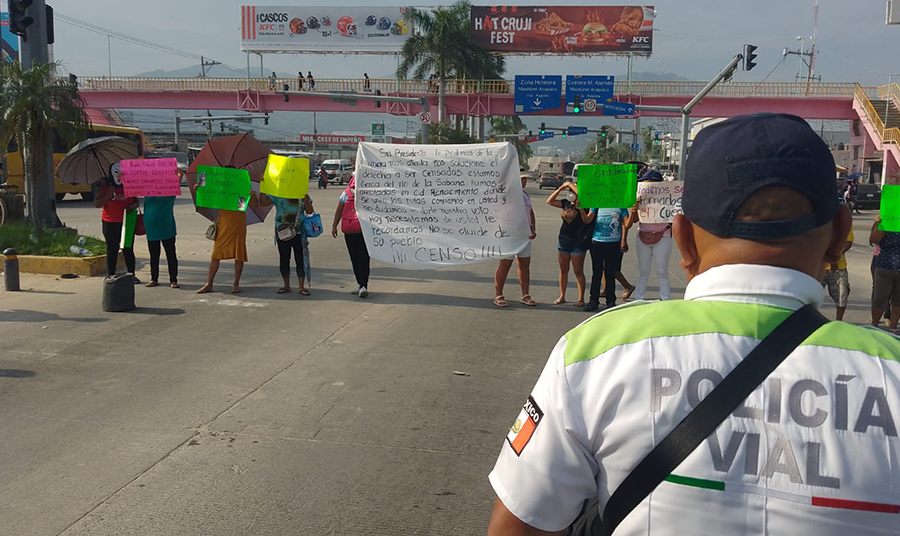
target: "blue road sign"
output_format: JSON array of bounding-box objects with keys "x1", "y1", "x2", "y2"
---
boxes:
[
  {"x1": 538, "y1": 131, "x2": 555, "y2": 140},
  {"x1": 567, "y1": 126, "x2": 588, "y2": 136},
  {"x1": 602, "y1": 101, "x2": 636, "y2": 116},
  {"x1": 514, "y1": 75, "x2": 563, "y2": 115},
  {"x1": 565, "y1": 76, "x2": 614, "y2": 114},
  {"x1": 631, "y1": 143, "x2": 640, "y2": 152}
]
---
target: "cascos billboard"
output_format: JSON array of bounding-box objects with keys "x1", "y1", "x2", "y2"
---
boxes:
[
  {"x1": 470, "y1": 6, "x2": 655, "y2": 55},
  {"x1": 241, "y1": 6, "x2": 413, "y2": 53}
]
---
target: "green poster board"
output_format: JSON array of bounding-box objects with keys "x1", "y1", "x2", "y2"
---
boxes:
[
  {"x1": 576, "y1": 164, "x2": 638, "y2": 209},
  {"x1": 195, "y1": 166, "x2": 252, "y2": 212},
  {"x1": 880, "y1": 184, "x2": 900, "y2": 232}
]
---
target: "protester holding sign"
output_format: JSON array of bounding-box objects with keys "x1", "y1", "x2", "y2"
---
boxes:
[
  {"x1": 94, "y1": 162, "x2": 139, "y2": 281},
  {"x1": 583, "y1": 206, "x2": 629, "y2": 312},
  {"x1": 547, "y1": 181, "x2": 590, "y2": 307},
  {"x1": 332, "y1": 176, "x2": 370, "y2": 298},
  {"x1": 143, "y1": 173, "x2": 179, "y2": 289},
  {"x1": 494, "y1": 174, "x2": 537, "y2": 308},
  {"x1": 625, "y1": 170, "x2": 673, "y2": 301},
  {"x1": 869, "y1": 215, "x2": 900, "y2": 330},
  {"x1": 259, "y1": 193, "x2": 315, "y2": 295}
]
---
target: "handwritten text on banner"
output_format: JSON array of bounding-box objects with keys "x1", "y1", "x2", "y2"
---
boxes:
[
  {"x1": 195, "y1": 166, "x2": 252, "y2": 212},
  {"x1": 638, "y1": 181, "x2": 684, "y2": 223},
  {"x1": 576, "y1": 164, "x2": 638, "y2": 209},
  {"x1": 120, "y1": 158, "x2": 181, "y2": 197},
  {"x1": 261, "y1": 154, "x2": 309, "y2": 199},
  {"x1": 354, "y1": 142, "x2": 530, "y2": 269}
]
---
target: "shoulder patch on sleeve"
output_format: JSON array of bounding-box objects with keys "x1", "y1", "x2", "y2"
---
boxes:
[{"x1": 506, "y1": 395, "x2": 544, "y2": 456}]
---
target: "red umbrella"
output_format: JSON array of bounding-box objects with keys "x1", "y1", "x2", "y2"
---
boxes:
[{"x1": 185, "y1": 134, "x2": 274, "y2": 224}]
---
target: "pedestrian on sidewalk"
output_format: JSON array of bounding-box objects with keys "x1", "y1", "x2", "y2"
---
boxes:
[
  {"x1": 143, "y1": 178, "x2": 179, "y2": 289},
  {"x1": 821, "y1": 227, "x2": 852, "y2": 320},
  {"x1": 547, "y1": 181, "x2": 590, "y2": 307},
  {"x1": 268, "y1": 72, "x2": 277, "y2": 91},
  {"x1": 297, "y1": 71, "x2": 304, "y2": 90},
  {"x1": 259, "y1": 193, "x2": 314, "y2": 295},
  {"x1": 494, "y1": 174, "x2": 537, "y2": 308},
  {"x1": 582, "y1": 205, "x2": 629, "y2": 312},
  {"x1": 307, "y1": 71, "x2": 315, "y2": 90},
  {"x1": 625, "y1": 169, "x2": 673, "y2": 301},
  {"x1": 194, "y1": 182, "x2": 257, "y2": 294},
  {"x1": 363, "y1": 73, "x2": 371, "y2": 91},
  {"x1": 870, "y1": 215, "x2": 900, "y2": 329},
  {"x1": 94, "y1": 162, "x2": 139, "y2": 281},
  {"x1": 332, "y1": 176, "x2": 369, "y2": 298}
]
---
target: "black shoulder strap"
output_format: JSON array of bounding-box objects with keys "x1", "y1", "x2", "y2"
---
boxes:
[{"x1": 598, "y1": 304, "x2": 828, "y2": 536}]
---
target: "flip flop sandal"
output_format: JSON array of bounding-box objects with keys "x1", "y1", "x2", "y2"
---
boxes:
[
  {"x1": 277, "y1": 287, "x2": 291, "y2": 294},
  {"x1": 622, "y1": 286, "x2": 635, "y2": 301},
  {"x1": 493, "y1": 295, "x2": 509, "y2": 308},
  {"x1": 298, "y1": 289, "x2": 311, "y2": 296},
  {"x1": 145, "y1": 281, "x2": 159, "y2": 288},
  {"x1": 553, "y1": 298, "x2": 567, "y2": 305},
  {"x1": 573, "y1": 301, "x2": 586, "y2": 307},
  {"x1": 520, "y1": 295, "x2": 537, "y2": 307},
  {"x1": 231, "y1": 287, "x2": 241, "y2": 294},
  {"x1": 171, "y1": 283, "x2": 180, "y2": 289}
]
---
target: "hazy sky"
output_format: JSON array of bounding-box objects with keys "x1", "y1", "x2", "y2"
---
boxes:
[{"x1": 46, "y1": 0, "x2": 899, "y2": 86}]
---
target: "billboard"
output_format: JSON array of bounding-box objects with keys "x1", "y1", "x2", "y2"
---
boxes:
[
  {"x1": 470, "y1": 6, "x2": 654, "y2": 55},
  {"x1": 241, "y1": 6, "x2": 412, "y2": 53},
  {"x1": 1, "y1": 12, "x2": 19, "y2": 62},
  {"x1": 299, "y1": 134, "x2": 365, "y2": 145}
]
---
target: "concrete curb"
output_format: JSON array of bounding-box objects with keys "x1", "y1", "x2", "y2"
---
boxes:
[{"x1": 0, "y1": 252, "x2": 125, "y2": 277}]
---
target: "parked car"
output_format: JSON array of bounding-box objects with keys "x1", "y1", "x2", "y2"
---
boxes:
[
  {"x1": 539, "y1": 172, "x2": 562, "y2": 189},
  {"x1": 321, "y1": 159, "x2": 353, "y2": 185},
  {"x1": 857, "y1": 183, "x2": 881, "y2": 210}
]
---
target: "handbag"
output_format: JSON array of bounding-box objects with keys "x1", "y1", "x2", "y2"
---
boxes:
[
  {"x1": 303, "y1": 213, "x2": 324, "y2": 238},
  {"x1": 638, "y1": 225, "x2": 670, "y2": 245},
  {"x1": 276, "y1": 224, "x2": 297, "y2": 242},
  {"x1": 567, "y1": 304, "x2": 829, "y2": 536},
  {"x1": 134, "y1": 210, "x2": 146, "y2": 236},
  {"x1": 205, "y1": 214, "x2": 219, "y2": 241}
]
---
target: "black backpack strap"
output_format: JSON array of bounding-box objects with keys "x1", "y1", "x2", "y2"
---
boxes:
[{"x1": 598, "y1": 303, "x2": 828, "y2": 536}]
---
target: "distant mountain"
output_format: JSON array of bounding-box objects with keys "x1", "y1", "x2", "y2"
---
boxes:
[{"x1": 620, "y1": 71, "x2": 690, "y2": 81}]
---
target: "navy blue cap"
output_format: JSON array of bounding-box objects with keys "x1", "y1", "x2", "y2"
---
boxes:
[{"x1": 682, "y1": 113, "x2": 839, "y2": 240}]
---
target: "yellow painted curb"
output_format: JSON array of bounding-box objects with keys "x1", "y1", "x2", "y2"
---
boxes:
[{"x1": 0, "y1": 253, "x2": 125, "y2": 277}]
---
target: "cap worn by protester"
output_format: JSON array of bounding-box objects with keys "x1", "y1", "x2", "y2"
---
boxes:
[
  {"x1": 487, "y1": 113, "x2": 900, "y2": 536},
  {"x1": 682, "y1": 113, "x2": 838, "y2": 240}
]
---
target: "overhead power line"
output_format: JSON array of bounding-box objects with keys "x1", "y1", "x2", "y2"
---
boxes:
[{"x1": 56, "y1": 12, "x2": 241, "y2": 73}]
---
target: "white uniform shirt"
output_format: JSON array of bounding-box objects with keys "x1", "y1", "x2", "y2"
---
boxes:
[{"x1": 490, "y1": 264, "x2": 900, "y2": 534}]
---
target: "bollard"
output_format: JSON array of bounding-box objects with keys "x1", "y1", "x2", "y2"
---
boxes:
[{"x1": 3, "y1": 248, "x2": 20, "y2": 291}]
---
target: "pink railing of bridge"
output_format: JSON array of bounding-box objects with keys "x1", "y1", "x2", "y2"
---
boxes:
[{"x1": 79, "y1": 76, "x2": 876, "y2": 99}]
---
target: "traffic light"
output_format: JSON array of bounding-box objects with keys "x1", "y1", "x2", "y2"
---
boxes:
[
  {"x1": 375, "y1": 89, "x2": 382, "y2": 108},
  {"x1": 45, "y1": 4, "x2": 53, "y2": 44},
  {"x1": 220, "y1": 123, "x2": 225, "y2": 133},
  {"x1": 573, "y1": 94, "x2": 581, "y2": 114},
  {"x1": 562, "y1": 129, "x2": 567, "y2": 138},
  {"x1": 600, "y1": 126, "x2": 608, "y2": 138},
  {"x1": 743, "y1": 44, "x2": 758, "y2": 71},
  {"x1": 8, "y1": 0, "x2": 35, "y2": 40},
  {"x1": 540, "y1": 122, "x2": 546, "y2": 134},
  {"x1": 653, "y1": 132, "x2": 661, "y2": 145}
]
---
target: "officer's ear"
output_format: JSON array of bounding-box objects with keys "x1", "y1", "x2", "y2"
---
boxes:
[{"x1": 673, "y1": 214, "x2": 700, "y2": 280}]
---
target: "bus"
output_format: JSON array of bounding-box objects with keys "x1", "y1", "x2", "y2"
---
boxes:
[{"x1": 5, "y1": 124, "x2": 148, "y2": 201}]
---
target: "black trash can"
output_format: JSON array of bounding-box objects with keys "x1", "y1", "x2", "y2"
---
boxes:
[{"x1": 102, "y1": 273, "x2": 135, "y2": 312}]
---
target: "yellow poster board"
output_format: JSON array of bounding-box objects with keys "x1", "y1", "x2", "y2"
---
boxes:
[{"x1": 260, "y1": 154, "x2": 309, "y2": 199}]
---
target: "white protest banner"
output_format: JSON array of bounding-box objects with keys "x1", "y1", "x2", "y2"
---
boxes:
[
  {"x1": 354, "y1": 142, "x2": 531, "y2": 269},
  {"x1": 637, "y1": 180, "x2": 684, "y2": 223}
]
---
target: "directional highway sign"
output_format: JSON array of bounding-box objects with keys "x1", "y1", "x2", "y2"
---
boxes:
[
  {"x1": 538, "y1": 131, "x2": 555, "y2": 140},
  {"x1": 566, "y1": 76, "x2": 614, "y2": 114},
  {"x1": 567, "y1": 126, "x2": 588, "y2": 136},
  {"x1": 602, "y1": 101, "x2": 636, "y2": 116},
  {"x1": 514, "y1": 75, "x2": 563, "y2": 115}
]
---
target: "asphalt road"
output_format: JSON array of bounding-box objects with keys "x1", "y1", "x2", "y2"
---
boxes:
[{"x1": 0, "y1": 183, "x2": 882, "y2": 535}]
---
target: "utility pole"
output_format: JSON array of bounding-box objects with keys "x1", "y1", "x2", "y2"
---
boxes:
[{"x1": 200, "y1": 56, "x2": 221, "y2": 77}]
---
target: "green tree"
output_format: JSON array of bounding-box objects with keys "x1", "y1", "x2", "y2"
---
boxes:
[
  {"x1": 398, "y1": 0, "x2": 504, "y2": 123},
  {"x1": 489, "y1": 116, "x2": 533, "y2": 169},
  {"x1": 582, "y1": 134, "x2": 635, "y2": 165},
  {"x1": 0, "y1": 61, "x2": 89, "y2": 231}
]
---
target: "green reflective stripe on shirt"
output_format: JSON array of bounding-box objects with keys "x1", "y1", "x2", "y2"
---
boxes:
[{"x1": 563, "y1": 300, "x2": 900, "y2": 367}]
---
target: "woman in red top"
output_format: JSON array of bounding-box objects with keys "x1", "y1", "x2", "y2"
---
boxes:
[
  {"x1": 331, "y1": 176, "x2": 370, "y2": 298},
  {"x1": 94, "y1": 162, "x2": 139, "y2": 279}
]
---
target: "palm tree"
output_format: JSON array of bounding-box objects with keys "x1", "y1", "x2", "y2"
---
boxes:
[
  {"x1": 398, "y1": 0, "x2": 504, "y2": 123},
  {"x1": 0, "y1": 61, "x2": 89, "y2": 231},
  {"x1": 490, "y1": 116, "x2": 533, "y2": 169}
]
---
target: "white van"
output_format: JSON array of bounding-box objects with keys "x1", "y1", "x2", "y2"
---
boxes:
[{"x1": 320, "y1": 159, "x2": 353, "y2": 185}]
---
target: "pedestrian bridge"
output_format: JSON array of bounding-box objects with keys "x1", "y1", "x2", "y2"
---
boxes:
[{"x1": 75, "y1": 77, "x2": 900, "y2": 182}]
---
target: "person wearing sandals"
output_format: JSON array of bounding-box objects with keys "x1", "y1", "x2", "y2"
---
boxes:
[
  {"x1": 624, "y1": 169, "x2": 673, "y2": 301},
  {"x1": 547, "y1": 181, "x2": 591, "y2": 307},
  {"x1": 194, "y1": 183, "x2": 257, "y2": 295},
  {"x1": 143, "y1": 190, "x2": 179, "y2": 289},
  {"x1": 494, "y1": 174, "x2": 537, "y2": 308},
  {"x1": 259, "y1": 194, "x2": 315, "y2": 295}
]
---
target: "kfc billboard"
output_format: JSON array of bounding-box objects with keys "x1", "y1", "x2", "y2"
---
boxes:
[
  {"x1": 470, "y1": 6, "x2": 654, "y2": 55},
  {"x1": 241, "y1": 6, "x2": 413, "y2": 53}
]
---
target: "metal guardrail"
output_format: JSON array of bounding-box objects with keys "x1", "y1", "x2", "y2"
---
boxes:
[{"x1": 78, "y1": 76, "x2": 872, "y2": 99}]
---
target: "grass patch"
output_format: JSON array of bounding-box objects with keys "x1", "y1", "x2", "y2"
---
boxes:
[{"x1": 0, "y1": 223, "x2": 107, "y2": 257}]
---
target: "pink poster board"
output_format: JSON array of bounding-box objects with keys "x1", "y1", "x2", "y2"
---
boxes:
[{"x1": 120, "y1": 158, "x2": 181, "y2": 197}]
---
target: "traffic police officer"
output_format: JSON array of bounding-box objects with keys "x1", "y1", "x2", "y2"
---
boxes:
[{"x1": 487, "y1": 114, "x2": 900, "y2": 535}]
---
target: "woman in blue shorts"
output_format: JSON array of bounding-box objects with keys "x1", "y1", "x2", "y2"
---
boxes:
[{"x1": 547, "y1": 181, "x2": 591, "y2": 306}]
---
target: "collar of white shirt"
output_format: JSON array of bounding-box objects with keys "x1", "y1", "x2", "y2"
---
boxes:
[{"x1": 684, "y1": 264, "x2": 823, "y2": 311}]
